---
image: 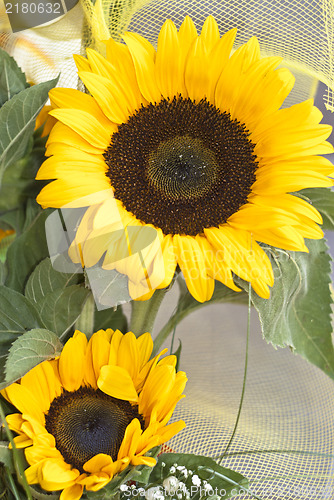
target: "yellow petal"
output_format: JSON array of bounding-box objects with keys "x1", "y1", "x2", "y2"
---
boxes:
[
  {"x1": 59, "y1": 330, "x2": 87, "y2": 392},
  {"x1": 122, "y1": 32, "x2": 161, "y2": 103},
  {"x1": 117, "y1": 418, "x2": 142, "y2": 459},
  {"x1": 105, "y1": 38, "x2": 142, "y2": 102},
  {"x1": 200, "y1": 15, "x2": 220, "y2": 51},
  {"x1": 36, "y1": 154, "x2": 106, "y2": 181},
  {"x1": 86, "y1": 48, "x2": 143, "y2": 114},
  {"x1": 155, "y1": 20, "x2": 182, "y2": 98},
  {"x1": 83, "y1": 454, "x2": 113, "y2": 473},
  {"x1": 21, "y1": 361, "x2": 61, "y2": 413},
  {"x1": 173, "y1": 234, "x2": 214, "y2": 302},
  {"x1": 195, "y1": 234, "x2": 241, "y2": 292},
  {"x1": 206, "y1": 27, "x2": 237, "y2": 102},
  {"x1": 38, "y1": 460, "x2": 80, "y2": 491},
  {"x1": 136, "y1": 332, "x2": 154, "y2": 370},
  {"x1": 84, "y1": 330, "x2": 111, "y2": 388},
  {"x1": 215, "y1": 36, "x2": 260, "y2": 112},
  {"x1": 36, "y1": 178, "x2": 111, "y2": 209},
  {"x1": 185, "y1": 36, "x2": 209, "y2": 102},
  {"x1": 98, "y1": 365, "x2": 138, "y2": 402},
  {"x1": 117, "y1": 332, "x2": 139, "y2": 380},
  {"x1": 73, "y1": 53, "x2": 91, "y2": 72},
  {"x1": 60, "y1": 483, "x2": 84, "y2": 500},
  {"x1": 78, "y1": 71, "x2": 130, "y2": 124},
  {"x1": 157, "y1": 234, "x2": 177, "y2": 289},
  {"x1": 46, "y1": 122, "x2": 104, "y2": 154},
  {"x1": 49, "y1": 109, "x2": 114, "y2": 149},
  {"x1": 4, "y1": 384, "x2": 44, "y2": 425},
  {"x1": 178, "y1": 16, "x2": 197, "y2": 88}
]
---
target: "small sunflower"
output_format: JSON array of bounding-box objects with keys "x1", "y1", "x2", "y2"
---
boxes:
[
  {"x1": 36, "y1": 16, "x2": 334, "y2": 302},
  {"x1": 2, "y1": 329, "x2": 186, "y2": 499}
]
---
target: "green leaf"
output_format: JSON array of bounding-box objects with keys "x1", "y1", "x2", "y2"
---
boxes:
[
  {"x1": 148, "y1": 453, "x2": 248, "y2": 498},
  {"x1": 0, "y1": 48, "x2": 28, "y2": 107},
  {"x1": 0, "y1": 441, "x2": 14, "y2": 473},
  {"x1": 37, "y1": 285, "x2": 90, "y2": 339},
  {"x1": 94, "y1": 305, "x2": 128, "y2": 333},
  {"x1": 0, "y1": 286, "x2": 42, "y2": 337},
  {"x1": 0, "y1": 209, "x2": 25, "y2": 234},
  {"x1": 0, "y1": 262, "x2": 7, "y2": 285},
  {"x1": 299, "y1": 188, "x2": 334, "y2": 230},
  {"x1": 0, "y1": 231, "x2": 15, "y2": 263},
  {"x1": 245, "y1": 239, "x2": 334, "y2": 379},
  {"x1": 4, "y1": 329, "x2": 62, "y2": 387},
  {"x1": 25, "y1": 258, "x2": 80, "y2": 304},
  {"x1": 0, "y1": 76, "x2": 58, "y2": 186},
  {"x1": 0, "y1": 133, "x2": 47, "y2": 225},
  {"x1": 5, "y1": 208, "x2": 51, "y2": 293},
  {"x1": 0, "y1": 286, "x2": 43, "y2": 386},
  {"x1": 153, "y1": 278, "x2": 247, "y2": 355}
]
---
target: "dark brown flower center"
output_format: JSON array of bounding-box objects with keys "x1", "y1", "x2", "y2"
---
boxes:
[
  {"x1": 104, "y1": 96, "x2": 258, "y2": 236},
  {"x1": 45, "y1": 386, "x2": 143, "y2": 473}
]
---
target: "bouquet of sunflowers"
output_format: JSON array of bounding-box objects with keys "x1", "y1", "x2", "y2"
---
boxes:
[{"x1": 0, "y1": 0, "x2": 334, "y2": 498}]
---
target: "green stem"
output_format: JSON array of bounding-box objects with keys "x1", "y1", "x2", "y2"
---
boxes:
[
  {"x1": 130, "y1": 288, "x2": 167, "y2": 336},
  {"x1": 5, "y1": 466, "x2": 21, "y2": 500},
  {"x1": 0, "y1": 403, "x2": 32, "y2": 500},
  {"x1": 218, "y1": 448, "x2": 334, "y2": 459},
  {"x1": 74, "y1": 293, "x2": 95, "y2": 339},
  {"x1": 219, "y1": 281, "x2": 251, "y2": 462}
]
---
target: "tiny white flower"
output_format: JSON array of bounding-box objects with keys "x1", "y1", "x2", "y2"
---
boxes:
[
  {"x1": 192, "y1": 474, "x2": 201, "y2": 486},
  {"x1": 163, "y1": 476, "x2": 179, "y2": 493},
  {"x1": 145, "y1": 487, "x2": 164, "y2": 500},
  {"x1": 120, "y1": 484, "x2": 129, "y2": 492}
]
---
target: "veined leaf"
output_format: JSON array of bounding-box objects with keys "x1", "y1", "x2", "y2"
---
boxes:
[
  {"x1": 245, "y1": 239, "x2": 334, "y2": 379},
  {"x1": 5, "y1": 208, "x2": 51, "y2": 293},
  {"x1": 0, "y1": 48, "x2": 28, "y2": 107},
  {"x1": 25, "y1": 257, "x2": 80, "y2": 304},
  {"x1": 37, "y1": 285, "x2": 90, "y2": 339},
  {"x1": 148, "y1": 453, "x2": 248, "y2": 498},
  {"x1": 4, "y1": 328, "x2": 62, "y2": 388},
  {"x1": 299, "y1": 188, "x2": 334, "y2": 230},
  {"x1": 0, "y1": 286, "x2": 44, "y2": 386},
  {"x1": 0, "y1": 76, "x2": 58, "y2": 186}
]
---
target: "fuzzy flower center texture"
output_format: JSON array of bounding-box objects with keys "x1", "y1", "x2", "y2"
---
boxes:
[
  {"x1": 45, "y1": 386, "x2": 144, "y2": 473},
  {"x1": 104, "y1": 96, "x2": 259, "y2": 236}
]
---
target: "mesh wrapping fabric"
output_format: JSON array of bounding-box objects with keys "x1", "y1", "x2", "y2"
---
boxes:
[
  {"x1": 155, "y1": 293, "x2": 334, "y2": 500},
  {"x1": 1, "y1": 1, "x2": 334, "y2": 498},
  {"x1": 0, "y1": 0, "x2": 334, "y2": 108}
]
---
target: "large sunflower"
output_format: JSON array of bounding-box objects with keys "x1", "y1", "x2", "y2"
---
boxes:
[
  {"x1": 2, "y1": 329, "x2": 186, "y2": 499},
  {"x1": 36, "y1": 16, "x2": 334, "y2": 302}
]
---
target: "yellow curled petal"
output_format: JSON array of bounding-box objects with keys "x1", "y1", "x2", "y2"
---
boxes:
[{"x1": 98, "y1": 365, "x2": 138, "y2": 402}]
